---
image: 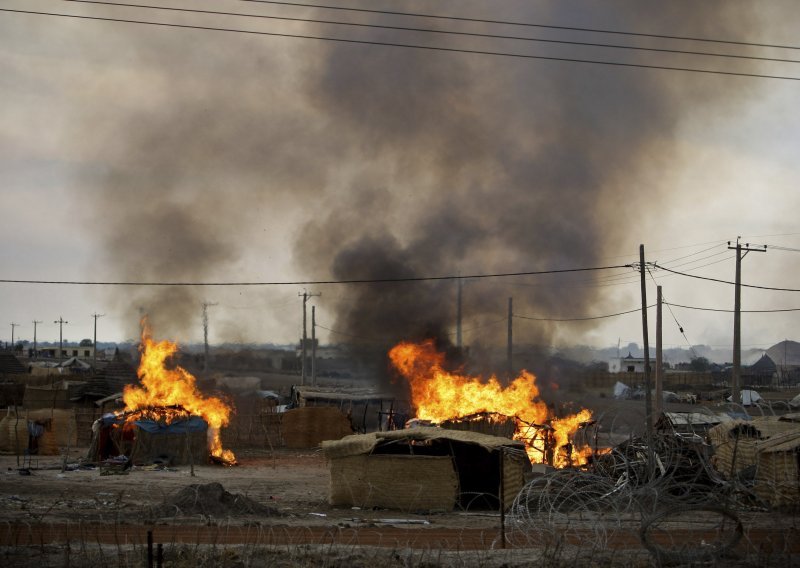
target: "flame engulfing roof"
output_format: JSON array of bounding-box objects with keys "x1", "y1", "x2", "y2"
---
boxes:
[{"x1": 122, "y1": 323, "x2": 236, "y2": 464}]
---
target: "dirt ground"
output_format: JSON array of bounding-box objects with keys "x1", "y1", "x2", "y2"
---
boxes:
[{"x1": 1, "y1": 446, "x2": 799, "y2": 567}]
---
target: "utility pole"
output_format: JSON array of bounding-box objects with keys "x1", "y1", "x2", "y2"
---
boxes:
[
  {"x1": 201, "y1": 302, "x2": 218, "y2": 373},
  {"x1": 299, "y1": 290, "x2": 321, "y2": 385},
  {"x1": 728, "y1": 238, "x2": 766, "y2": 405},
  {"x1": 655, "y1": 286, "x2": 663, "y2": 421},
  {"x1": 91, "y1": 313, "x2": 105, "y2": 370},
  {"x1": 456, "y1": 277, "x2": 463, "y2": 350},
  {"x1": 32, "y1": 320, "x2": 42, "y2": 359},
  {"x1": 507, "y1": 297, "x2": 513, "y2": 379},
  {"x1": 54, "y1": 317, "x2": 68, "y2": 361},
  {"x1": 638, "y1": 245, "x2": 653, "y2": 439},
  {"x1": 311, "y1": 305, "x2": 317, "y2": 386},
  {"x1": 10, "y1": 322, "x2": 20, "y2": 350}
]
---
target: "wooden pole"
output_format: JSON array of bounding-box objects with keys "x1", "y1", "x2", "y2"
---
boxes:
[{"x1": 655, "y1": 286, "x2": 663, "y2": 422}]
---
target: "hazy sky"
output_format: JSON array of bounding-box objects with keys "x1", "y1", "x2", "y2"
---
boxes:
[{"x1": 2, "y1": 1, "x2": 800, "y2": 359}]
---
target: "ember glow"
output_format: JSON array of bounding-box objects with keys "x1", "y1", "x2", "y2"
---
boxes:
[
  {"x1": 389, "y1": 340, "x2": 596, "y2": 468},
  {"x1": 122, "y1": 325, "x2": 236, "y2": 464}
]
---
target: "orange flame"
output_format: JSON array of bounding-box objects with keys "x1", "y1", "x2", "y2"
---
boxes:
[
  {"x1": 389, "y1": 340, "x2": 596, "y2": 467},
  {"x1": 122, "y1": 324, "x2": 236, "y2": 464}
]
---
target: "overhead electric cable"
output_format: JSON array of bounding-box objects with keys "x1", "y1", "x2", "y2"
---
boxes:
[
  {"x1": 54, "y1": 0, "x2": 800, "y2": 65},
  {"x1": 655, "y1": 264, "x2": 800, "y2": 292},
  {"x1": 237, "y1": 0, "x2": 800, "y2": 52},
  {"x1": 0, "y1": 264, "x2": 632, "y2": 287},
  {"x1": 646, "y1": 264, "x2": 696, "y2": 358},
  {"x1": 665, "y1": 302, "x2": 800, "y2": 313},
  {"x1": 513, "y1": 305, "x2": 653, "y2": 322},
  {"x1": 764, "y1": 244, "x2": 800, "y2": 253},
  {"x1": 2, "y1": 8, "x2": 799, "y2": 81}
]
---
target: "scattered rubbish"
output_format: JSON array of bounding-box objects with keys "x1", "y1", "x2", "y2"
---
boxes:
[{"x1": 308, "y1": 512, "x2": 327, "y2": 517}]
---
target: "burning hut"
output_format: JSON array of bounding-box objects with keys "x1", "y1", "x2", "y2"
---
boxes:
[
  {"x1": 87, "y1": 407, "x2": 208, "y2": 466},
  {"x1": 322, "y1": 427, "x2": 529, "y2": 512},
  {"x1": 87, "y1": 324, "x2": 238, "y2": 465},
  {"x1": 389, "y1": 340, "x2": 598, "y2": 467}
]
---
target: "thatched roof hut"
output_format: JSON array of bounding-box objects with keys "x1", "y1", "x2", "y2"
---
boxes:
[
  {"x1": 754, "y1": 429, "x2": 800, "y2": 508},
  {"x1": 0, "y1": 407, "x2": 78, "y2": 455},
  {"x1": 322, "y1": 427, "x2": 529, "y2": 512},
  {"x1": 87, "y1": 409, "x2": 208, "y2": 466},
  {"x1": 708, "y1": 416, "x2": 798, "y2": 478}
]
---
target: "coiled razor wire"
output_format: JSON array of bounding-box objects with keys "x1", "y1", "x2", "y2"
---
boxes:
[{"x1": 506, "y1": 416, "x2": 772, "y2": 563}]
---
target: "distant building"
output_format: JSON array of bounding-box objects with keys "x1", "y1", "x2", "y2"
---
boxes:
[
  {"x1": 612, "y1": 352, "x2": 648, "y2": 374},
  {"x1": 38, "y1": 344, "x2": 95, "y2": 360}
]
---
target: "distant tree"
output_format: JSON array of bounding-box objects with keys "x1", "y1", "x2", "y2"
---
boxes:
[
  {"x1": 689, "y1": 356, "x2": 711, "y2": 372},
  {"x1": 79, "y1": 338, "x2": 93, "y2": 347}
]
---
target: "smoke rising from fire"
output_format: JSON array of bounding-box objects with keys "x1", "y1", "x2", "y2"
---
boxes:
[
  {"x1": 76, "y1": 2, "x2": 761, "y2": 353},
  {"x1": 294, "y1": 2, "x2": 761, "y2": 369}
]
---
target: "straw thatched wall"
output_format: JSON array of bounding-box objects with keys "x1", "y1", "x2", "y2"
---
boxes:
[
  {"x1": 754, "y1": 431, "x2": 800, "y2": 508},
  {"x1": 131, "y1": 428, "x2": 208, "y2": 466},
  {"x1": 281, "y1": 406, "x2": 353, "y2": 448},
  {"x1": 0, "y1": 408, "x2": 78, "y2": 455},
  {"x1": 708, "y1": 417, "x2": 798, "y2": 477},
  {"x1": 501, "y1": 449, "x2": 529, "y2": 510},
  {"x1": 329, "y1": 454, "x2": 458, "y2": 511},
  {"x1": 22, "y1": 381, "x2": 88, "y2": 410},
  {"x1": 87, "y1": 418, "x2": 209, "y2": 466},
  {"x1": 324, "y1": 428, "x2": 529, "y2": 512}
]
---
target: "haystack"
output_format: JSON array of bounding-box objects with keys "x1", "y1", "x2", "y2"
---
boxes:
[{"x1": 322, "y1": 427, "x2": 529, "y2": 512}]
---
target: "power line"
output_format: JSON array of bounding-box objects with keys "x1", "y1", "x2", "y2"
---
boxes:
[
  {"x1": 764, "y1": 244, "x2": 800, "y2": 253},
  {"x1": 665, "y1": 302, "x2": 800, "y2": 313},
  {"x1": 513, "y1": 305, "x2": 653, "y2": 322},
  {"x1": 237, "y1": 0, "x2": 800, "y2": 52},
  {"x1": 646, "y1": 264, "x2": 696, "y2": 358},
  {"x1": 0, "y1": 264, "x2": 632, "y2": 287},
  {"x1": 502, "y1": 244, "x2": 732, "y2": 292},
  {"x1": 3, "y1": 8, "x2": 799, "y2": 81},
  {"x1": 655, "y1": 264, "x2": 800, "y2": 292},
  {"x1": 53, "y1": 0, "x2": 800, "y2": 65}
]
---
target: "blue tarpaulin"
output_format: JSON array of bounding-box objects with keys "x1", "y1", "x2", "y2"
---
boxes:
[
  {"x1": 134, "y1": 416, "x2": 207, "y2": 434},
  {"x1": 100, "y1": 413, "x2": 207, "y2": 434}
]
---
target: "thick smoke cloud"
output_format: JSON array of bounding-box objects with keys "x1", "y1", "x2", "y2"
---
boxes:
[
  {"x1": 294, "y1": 2, "x2": 760, "y2": 374},
  {"x1": 81, "y1": 1, "x2": 759, "y2": 361}
]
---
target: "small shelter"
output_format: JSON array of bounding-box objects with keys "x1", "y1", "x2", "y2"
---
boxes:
[
  {"x1": 754, "y1": 429, "x2": 800, "y2": 508},
  {"x1": 322, "y1": 427, "x2": 529, "y2": 512},
  {"x1": 87, "y1": 408, "x2": 208, "y2": 466},
  {"x1": 708, "y1": 416, "x2": 800, "y2": 478},
  {"x1": 290, "y1": 385, "x2": 405, "y2": 432},
  {"x1": 0, "y1": 408, "x2": 78, "y2": 455}
]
